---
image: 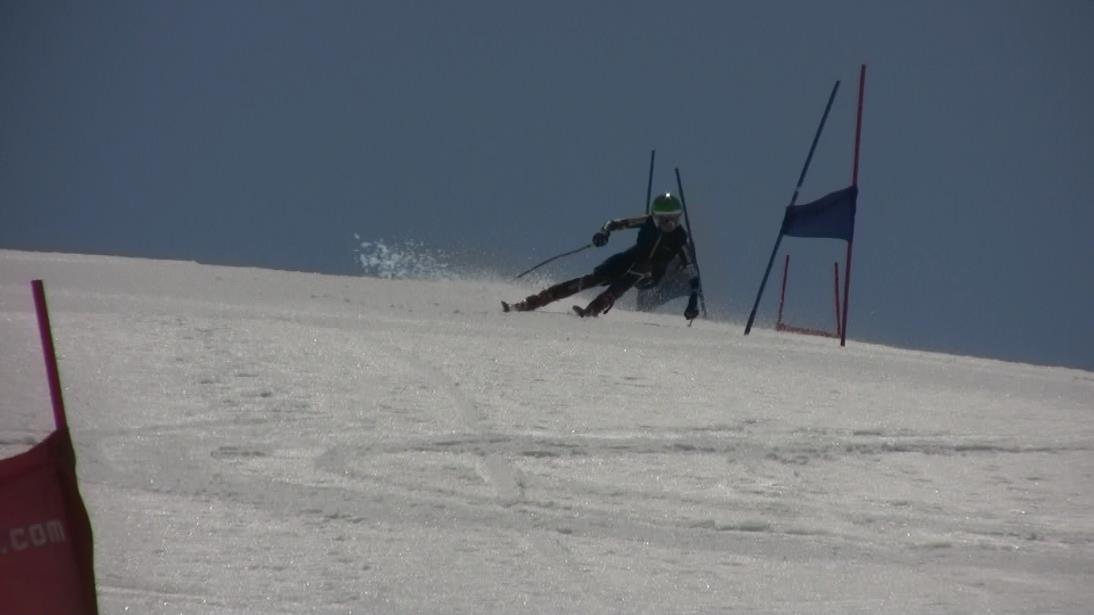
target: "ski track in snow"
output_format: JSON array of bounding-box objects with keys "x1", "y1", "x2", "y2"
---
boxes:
[
  {"x1": 2, "y1": 250, "x2": 1094, "y2": 614},
  {"x1": 369, "y1": 335, "x2": 527, "y2": 504}
]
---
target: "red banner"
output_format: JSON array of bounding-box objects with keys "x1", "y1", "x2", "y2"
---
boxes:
[{"x1": 0, "y1": 428, "x2": 99, "y2": 614}]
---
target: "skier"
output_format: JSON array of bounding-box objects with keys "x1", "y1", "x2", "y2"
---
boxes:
[{"x1": 503, "y1": 193, "x2": 700, "y2": 320}]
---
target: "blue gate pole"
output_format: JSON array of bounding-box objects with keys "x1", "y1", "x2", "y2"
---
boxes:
[{"x1": 744, "y1": 80, "x2": 840, "y2": 335}]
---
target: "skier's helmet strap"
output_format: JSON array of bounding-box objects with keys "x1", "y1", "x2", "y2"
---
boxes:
[{"x1": 651, "y1": 193, "x2": 682, "y2": 231}]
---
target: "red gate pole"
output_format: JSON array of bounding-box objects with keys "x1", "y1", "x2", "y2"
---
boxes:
[
  {"x1": 32, "y1": 280, "x2": 68, "y2": 431},
  {"x1": 833, "y1": 262, "x2": 842, "y2": 338}
]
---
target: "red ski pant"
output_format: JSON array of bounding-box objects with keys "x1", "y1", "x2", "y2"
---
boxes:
[{"x1": 518, "y1": 272, "x2": 639, "y2": 315}]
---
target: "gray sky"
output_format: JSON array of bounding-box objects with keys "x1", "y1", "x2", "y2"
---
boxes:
[{"x1": 3, "y1": 0, "x2": 1092, "y2": 370}]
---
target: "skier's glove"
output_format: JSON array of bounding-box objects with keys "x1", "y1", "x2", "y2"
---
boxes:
[
  {"x1": 592, "y1": 231, "x2": 610, "y2": 247},
  {"x1": 684, "y1": 293, "x2": 699, "y2": 320}
]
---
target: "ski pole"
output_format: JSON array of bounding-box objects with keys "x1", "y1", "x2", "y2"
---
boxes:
[{"x1": 514, "y1": 243, "x2": 593, "y2": 279}]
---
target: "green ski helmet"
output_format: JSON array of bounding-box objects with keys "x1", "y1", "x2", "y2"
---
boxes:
[{"x1": 650, "y1": 193, "x2": 683, "y2": 231}]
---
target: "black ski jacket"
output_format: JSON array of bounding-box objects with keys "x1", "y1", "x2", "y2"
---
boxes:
[{"x1": 593, "y1": 216, "x2": 696, "y2": 288}]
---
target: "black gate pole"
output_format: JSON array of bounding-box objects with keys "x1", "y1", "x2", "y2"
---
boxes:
[
  {"x1": 645, "y1": 149, "x2": 656, "y2": 213},
  {"x1": 674, "y1": 167, "x2": 707, "y2": 318}
]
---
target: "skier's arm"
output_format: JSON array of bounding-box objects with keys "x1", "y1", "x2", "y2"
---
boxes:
[
  {"x1": 601, "y1": 216, "x2": 648, "y2": 233},
  {"x1": 592, "y1": 216, "x2": 648, "y2": 247}
]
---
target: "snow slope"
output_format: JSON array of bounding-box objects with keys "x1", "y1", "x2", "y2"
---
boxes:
[{"x1": 2, "y1": 249, "x2": 1092, "y2": 614}]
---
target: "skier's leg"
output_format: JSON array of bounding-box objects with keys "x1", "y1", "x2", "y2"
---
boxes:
[
  {"x1": 579, "y1": 275, "x2": 638, "y2": 317},
  {"x1": 510, "y1": 273, "x2": 603, "y2": 312}
]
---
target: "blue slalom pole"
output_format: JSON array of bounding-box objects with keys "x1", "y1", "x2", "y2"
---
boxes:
[{"x1": 745, "y1": 80, "x2": 840, "y2": 335}]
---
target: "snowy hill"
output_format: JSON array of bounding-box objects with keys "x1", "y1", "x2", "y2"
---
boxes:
[{"x1": 2, "y1": 249, "x2": 1092, "y2": 614}]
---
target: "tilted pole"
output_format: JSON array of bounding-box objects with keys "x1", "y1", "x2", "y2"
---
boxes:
[
  {"x1": 745, "y1": 80, "x2": 841, "y2": 335},
  {"x1": 777, "y1": 254, "x2": 790, "y2": 327},
  {"x1": 840, "y1": 64, "x2": 866, "y2": 347}
]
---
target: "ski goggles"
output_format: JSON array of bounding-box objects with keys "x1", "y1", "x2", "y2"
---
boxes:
[{"x1": 653, "y1": 212, "x2": 681, "y2": 231}]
